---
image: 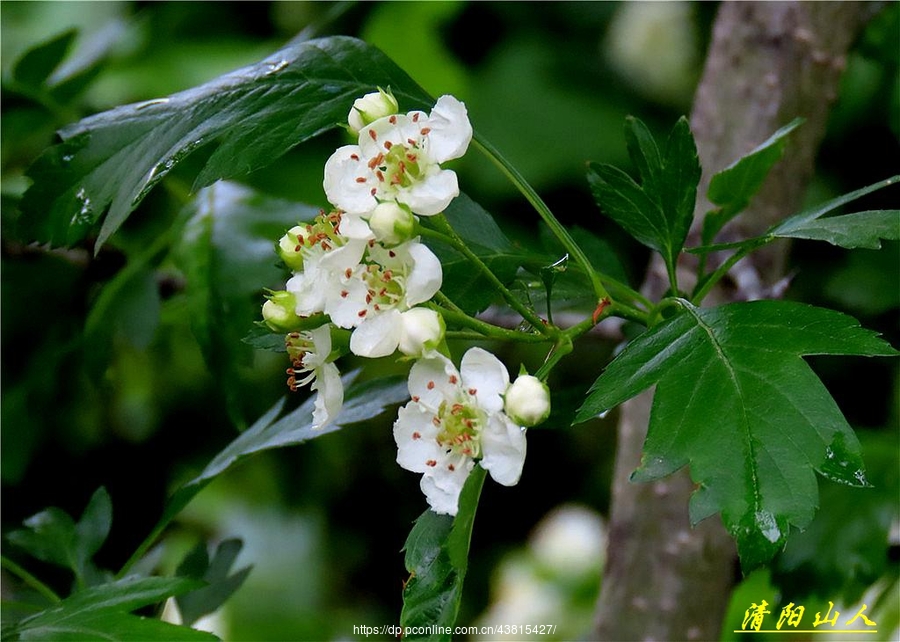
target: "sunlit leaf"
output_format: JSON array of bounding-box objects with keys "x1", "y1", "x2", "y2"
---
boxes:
[
  {"x1": 575, "y1": 300, "x2": 897, "y2": 569},
  {"x1": 17, "y1": 36, "x2": 433, "y2": 249},
  {"x1": 773, "y1": 209, "x2": 899, "y2": 249}
]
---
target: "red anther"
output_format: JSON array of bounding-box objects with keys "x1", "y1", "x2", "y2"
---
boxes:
[
  {"x1": 340, "y1": 290, "x2": 349, "y2": 298},
  {"x1": 379, "y1": 287, "x2": 388, "y2": 296},
  {"x1": 383, "y1": 270, "x2": 393, "y2": 280},
  {"x1": 451, "y1": 403, "x2": 464, "y2": 414},
  {"x1": 355, "y1": 177, "x2": 366, "y2": 183},
  {"x1": 412, "y1": 113, "x2": 420, "y2": 123},
  {"x1": 383, "y1": 140, "x2": 393, "y2": 150},
  {"x1": 368, "y1": 129, "x2": 378, "y2": 141},
  {"x1": 368, "y1": 239, "x2": 376, "y2": 248},
  {"x1": 420, "y1": 127, "x2": 431, "y2": 135},
  {"x1": 448, "y1": 375, "x2": 458, "y2": 384},
  {"x1": 448, "y1": 464, "x2": 456, "y2": 471},
  {"x1": 389, "y1": 115, "x2": 397, "y2": 124},
  {"x1": 370, "y1": 188, "x2": 377, "y2": 196},
  {"x1": 373, "y1": 304, "x2": 381, "y2": 311},
  {"x1": 426, "y1": 459, "x2": 437, "y2": 467},
  {"x1": 345, "y1": 268, "x2": 353, "y2": 279},
  {"x1": 320, "y1": 241, "x2": 330, "y2": 251},
  {"x1": 427, "y1": 380, "x2": 435, "y2": 390},
  {"x1": 294, "y1": 244, "x2": 302, "y2": 252},
  {"x1": 406, "y1": 154, "x2": 417, "y2": 162},
  {"x1": 388, "y1": 251, "x2": 396, "y2": 258},
  {"x1": 366, "y1": 293, "x2": 373, "y2": 304},
  {"x1": 412, "y1": 431, "x2": 421, "y2": 440},
  {"x1": 358, "y1": 309, "x2": 367, "y2": 317},
  {"x1": 407, "y1": 138, "x2": 417, "y2": 146},
  {"x1": 350, "y1": 153, "x2": 360, "y2": 161},
  {"x1": 468, "y1": 388, "x2": 477, "y2": 395},
  {"x1": 376, "y1": 170, "x2": 385, "y2": 182},
  {"x1": 432, "y1": 416, "x2": 441, "y2": 426},
  {"x1": 288, "y1": 332, "x2": 300, "y2": 338},
  {"x1": 412, "y1": 395, "x2": 420, "y2": 402},
  {"x1": 398, "y1": 161, "x2": 406, "y2": 174},
  {"x1": 592, "y1": 297, "x2": 611, "y2": 325}
]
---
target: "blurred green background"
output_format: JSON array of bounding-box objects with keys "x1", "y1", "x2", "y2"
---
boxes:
[{"x1": 2, "y1": 2, "x2": 897, "y2": 640}]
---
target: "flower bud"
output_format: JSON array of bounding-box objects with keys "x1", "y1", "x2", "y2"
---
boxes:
[
  {"x1": 368, "y1": 201, "x2": 416, "y2": 246},
  {"x1": 348, "y1": 88, "x2": 399, "y2": 135},
  {"x1": 277, "y1": 226, "x2": 306, "y2": 271},
  {"x1": 504, "y1": 374, "x2": 551, "y2": 427},
  {"x1": 398, "y1": 308, "x2": 445, "y2": 357},
  {"x1": 262, "y1": 291, "x2": 302, "y2": 332}
]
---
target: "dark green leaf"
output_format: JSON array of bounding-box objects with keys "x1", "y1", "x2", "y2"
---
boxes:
[
  {"x1": 588, "y1": 117, "x2": 700, "y2": 269},
  {"x1": 773, "y1": 209, "x2": 899, "y2": 249},
  {"x1": 176, "y1": 539, "x2": 251, "y2": 626},
  {"x1": 73, "y1": 488, "x2": 113, "y2": 578},
  {"x1": 703, "y1": 118, "x2": 804, "y2": 244},
  {"x1": 12, "y1": 30, "x2": 77, "y2": 89},
  {"x1": 12, "y1": 576, "x2": 213, "y2": 642},
  {"x1": 17, "y1": 36, "x2": 433, "y2": 249},
  {"x1": 401, "y1": 467, "x2": 486, "y2": 641},
  {"x1": 175, "y1": 181, "x2": 319, "y2": 428},
  {"x1": 575, "y1": 300, "x2": 897, "y2": 569}
]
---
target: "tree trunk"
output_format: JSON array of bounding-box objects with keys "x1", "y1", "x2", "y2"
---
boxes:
[{"x1": 592, "y1": 3, "x2": 875, "y2": 640}]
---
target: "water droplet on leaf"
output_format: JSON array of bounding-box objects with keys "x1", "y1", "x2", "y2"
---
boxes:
[
  {"x1": 135, "y1": 98, "x2": 170, "y2": 110},
  {"x1": 265, "y1": 59, "x2": 289, "y2": 74}
]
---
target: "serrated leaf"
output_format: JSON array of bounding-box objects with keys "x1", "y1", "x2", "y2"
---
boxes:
[
  {"x1": 17, "y1": 35, "x2": 433, "y2": 249},
  {"x1": 703, "y1": 118, "x2": 804, "y2": 245},
  {"x1": 773, "y1": 209, "x2": 900, "y2": 249},
  {"x1": 12, "y1": 29, "x2": 77, "y2": 89},
  {"x1": 588, "y1": 117, "x2": 700, "y2": 271},
  {"x1": 574, "y1": 300, "x2": 897, "y2": 569},
  {"x1": 12, "y1": 576, "x2": 213, "y2": 642},
  {"x1": 401, "y1": 467, "x2": 486, "y2": 641},
  {"x1": 176, "y1": 539, "x2": 251, "y2": 626}
]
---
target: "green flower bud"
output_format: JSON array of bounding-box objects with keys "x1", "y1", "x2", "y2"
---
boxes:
[
  {"x1": 504, "y1": 374, "x2": 551, "y2": 427},
  {"x1": 348, "y1": 88, "x2": 399, "y2": 135},
  {"x1": 277, "y1": 226, "x2": 306, "y2": 271},
  {"x1": 262, "y1": 290, "x2": 301, "y2": 332},
  {"x1": 368, "y1": 201, "x2": 416, "y2": 246}
]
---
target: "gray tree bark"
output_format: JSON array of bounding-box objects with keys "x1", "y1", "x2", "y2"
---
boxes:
[{"x1": 592, "y1": 3, "x2": 876, "y2": 640}]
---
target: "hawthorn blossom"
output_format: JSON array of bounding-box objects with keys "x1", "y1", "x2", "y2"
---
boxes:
[
  {"x1": 325, "y1": 238, "x2": 442, "y2": 358},
  {"x1": 393, "y1": 348, "x2": 527, "y2": 515},
  {"x1": 285, "y1": 325, "x2": 343, "y2": 429},
  {"x1": 504, "y1": 374, "x2": 551, "y2": 427},
  {"x1": 324, "y1": 95, "x2": 473, "y2": 217},
  {"x1": 347, "y1": 88, "x2": 399, "y2": 135}
]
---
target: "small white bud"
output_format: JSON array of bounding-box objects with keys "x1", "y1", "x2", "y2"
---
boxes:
[
  {"x1": 262, "y1": 291, "x2": 301, "y2": 332},
  {"x1": 504, "y1": 375, "x2": 551, "y2": 427},
  {"x1": 398, "y1": 308, "x2": 445, "y2": 357},
  {"x1": 277, "y1": 225, "x2": 306, "y2": 271},
  {"x1": 368, "y1": 201, "x2": 415, "y2": 246},
  {"x1": 348, "y1": 88, "x2": 399, "y2": 135}
]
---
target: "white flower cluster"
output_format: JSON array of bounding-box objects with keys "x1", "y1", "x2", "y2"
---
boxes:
[{"x1": 263, "y1": 90, "x2": 549, "y2": 515}]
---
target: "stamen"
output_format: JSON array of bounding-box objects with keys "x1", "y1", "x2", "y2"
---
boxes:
[
  {"x1": 340, "y1": 290, "x2": 349, "y2": 298},
  {"x1": 412, "y1": 431, "x2": 421, "y2": 440},
  {"x1": 420, "y1": 127, "x2": 431, "y2": 135},
  {"x1": 412, "y1": 113, "x2": 420, "y2": 123},
  {"x1": 358, "y1": 309, "x2": 367, "y2": 317},
  {"x1": 355, "y1": 177, "x2": 366, "y2": 183},
  {"x1": 448, "y1": 464, "x2": 456, "y2": 471},
  {"x1": 468, "y1": 388, "x2": 477, "y2": 396},
  {"x1": 426, "y1": 459, "x2": 437, "y2": 467},
  {"x1": 350, "y1": 153, "x2": 360, "y2": 161},
  {"x1": 389, "y1": 115, "x2": 397, "y2": 124},
  {"x1": 368, "y1": 129, "x2": 378, "y2": 141},
  {"x1": 427, "y1": 381, "x2": 435, "y2": 390},
  {"x1": 448, "y1": 375, "x2": 458, "y2": 384},
  {"x1": 383, "y1": 140, "x2": 393, "y2": 150}
]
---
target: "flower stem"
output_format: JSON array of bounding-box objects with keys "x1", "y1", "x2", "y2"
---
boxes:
[
  {"x1": 426, "y1": 215, "x2": 555, "y2": 337},
  {"x1": 429, "y1": 297, "x2": 550, "y2": 344},
  {"x1": 472, "y1": 134, "x2": 609, "y2": 303},
  {"x1": 1, "y1": 556, "x2": 61, "y2": 604}
]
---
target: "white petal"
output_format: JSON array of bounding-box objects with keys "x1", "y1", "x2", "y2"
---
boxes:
[
  {"x1": 287, "y1": 266, "x2": 328, "y2": 316},
  {"x1": 349, "y1": 309, "x2": 402, "y2": 357},
  {"x1": 337, "y1": 213, "x2": 374, "y2": 240},
  {"x1": 398, "y1": 168, "x2": 459, "y2": 216},
  {"x1": 319, "y1": 238, "x2": 367, "y2": 272},
  {"x1": 425, "y1": 95, "x2": 473, "y2": 162},
  {"x1": 408, "y1": 354, "x2": 459, "y2": 411},
  {"x1": 394, "y1": 403, "x2": 442, "y2": 473},
  {"x1": 323, "y1": 145, "x2": 377, "y2": 214},
  {"x1": 420, "y1": 458, "x2": 474, "y2": 516},
  {"x1": 405, "y1": 242, "x2": 443, "y2": 306},
  {"x1": 311, "y1": 362, "x2": 344, "y2": 429},
  {"x1": 301, "y1": 324, "x2": 333, "y2": 369},
  {"x1": 325, "y1": 273, "x2": 370, "y2": 329},
  {"x1": 479, "y1": 414, "x2": 526, "y2": 486},
  {"x1": 460, "y1": 347, "x2": 510, "y2": 414}
]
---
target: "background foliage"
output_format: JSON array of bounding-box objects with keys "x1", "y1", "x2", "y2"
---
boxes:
[{"x1": 2, "y1": 2, "x2": 897, "y2": 639}]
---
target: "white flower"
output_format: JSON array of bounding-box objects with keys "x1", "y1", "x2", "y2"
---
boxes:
[
  {"x1": 393, "y1": 348, "x2": 527, "y2": 515},
  {"x1": 285, "y1": 325, "x2": 343, "y2": 429},
  {"x1": 323, "y1": 95, "x2": 473, "y2": 217},
  {"x1": 326, "y1": 238, "x2": 442, "y2": 358},
  {"x1": 347, "y1": 88, "x2": 399, "y2": 135},
  {"x1": 504, "y1": 374, "x2": 551, "y2": 427}
]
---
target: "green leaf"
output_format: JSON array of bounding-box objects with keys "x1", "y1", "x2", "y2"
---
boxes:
[
  {"x1": 574, "y1": 300, "x2": 897, "y2": 569},
  {"x1": 703, "y1": 118, "x2": 804, "y2": 244},
  {"x1": 588, "y1": 117, "x2": 700, "y2": 271},
  {"x1": 424, "y1": 193, "x2": 523, "y2": 315},
  {"x1": 17, "y1": 35, "x2": 433, "y2": 249},
  {"x1": 7, "y1": 488, "x2": 112, "y2": 587},
  {"x1": 12, "y1": 29, "x2": 77, "y2": 89},
  {"x1": 773, "y1": 209, "x2": 899, "y2": 249},
  {"x1": 12, "y1": 576, "x2": 214, "y2": 642},
  {"x1": 401, "y1": 467, "x2": 486, "y2": 641},
  {"x1": 175, "y1": 539, "x2": 251, "y2": 626},
  {"x1": 174, "y1": 181, "x2": 319, "y2": 428}
]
